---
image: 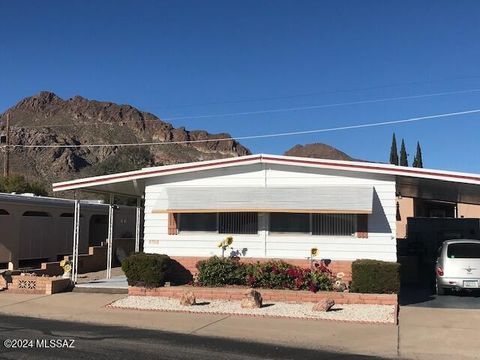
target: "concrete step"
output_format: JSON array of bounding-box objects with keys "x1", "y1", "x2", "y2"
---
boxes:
[{"x1": 73, "y1": 286, "x2": 127, "y2": 294}]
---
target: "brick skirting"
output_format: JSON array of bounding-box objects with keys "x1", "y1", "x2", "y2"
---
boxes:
[
  {"x1": 169, "y1": 256, "x2": 353, "y2": 285},
  {"x1": 7, "y1": 275, "x2": 72, "y2": 295},
  {"x1": 128, "y1": 286, "x2": 397, "y2": 306}
]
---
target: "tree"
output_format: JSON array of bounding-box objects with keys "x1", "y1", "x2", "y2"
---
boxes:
[
  {"x1": 0, "y1": 175, "x2": 48, "y2": 196},
  {"x1": 400, "y1": 139, "x2": 408, "y2": 167},
  {"x1": 412, "y1": 141, "x2": 423, "y2": 168},
  {"x1": 389, "y1": 133, "x2": 399, "y2": 165}
]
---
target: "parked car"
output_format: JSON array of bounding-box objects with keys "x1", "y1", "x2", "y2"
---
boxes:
[{"x1": 435, "y1": 239, "x2": 480, "y2": 295}]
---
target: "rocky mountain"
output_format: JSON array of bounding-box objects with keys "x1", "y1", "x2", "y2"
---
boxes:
[
  {"x1": 284, "y1": 143, "x2": 354, "y2": 161},
  {"x1": 0, "y1": 91, "x2": 250, "y2": 189}
]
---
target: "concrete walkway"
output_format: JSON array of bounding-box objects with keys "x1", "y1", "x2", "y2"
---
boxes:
[
  {"x1": 0, "y1": 292, "x2": 479, "y2": 359},
  {"x1": 74, "y1": 275, "x2": 128, "y2": 293}
]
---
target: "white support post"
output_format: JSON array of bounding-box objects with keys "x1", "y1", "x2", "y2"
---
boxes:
[
  {"x1": 135, "y1": 198, "x2": 141, "y2": 253},
  {"x1": 106, "y1": 194, "x2": 114, "y2": 279},
  {"x1": 72, "y1": 196, "x2": 80, "y2": 283}
]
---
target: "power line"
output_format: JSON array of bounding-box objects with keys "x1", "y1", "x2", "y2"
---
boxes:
[
  {"x1": 164, "y1": 88, "x2": 480, "y2": 121},
  {"x1": 12, "y1": 87, "x2": 480, "y2": 129},
  {"x1": 131, "y1": 73, "x2": 480, "y2": 109},
  {"x1": 3, "y1": 108, "x2": 479, "y2": 149}
]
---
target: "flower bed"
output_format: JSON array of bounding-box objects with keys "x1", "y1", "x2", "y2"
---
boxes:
[{"x1": 195, "y1": 257, "x2": 347, "y2": 292}]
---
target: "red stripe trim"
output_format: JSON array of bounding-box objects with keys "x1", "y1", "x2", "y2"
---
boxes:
[
  {"x1": 53, "y1": 154, "x2": 480, "y2": 191},
  {"x1": 261, "y1": 156, "x2": 480, "y2": 182}
]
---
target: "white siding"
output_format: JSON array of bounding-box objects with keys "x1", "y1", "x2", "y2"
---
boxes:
[{"x1": 143, "y1": 163, "x2": 397, "y2": 262}]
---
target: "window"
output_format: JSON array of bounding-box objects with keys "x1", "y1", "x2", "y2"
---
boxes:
[
  {"x1": 22, "y1": 211, "x2": 51, "y2": 217},
  {"x1": 269, "y1": 213, "x2": 358, "y2": 236},
  {"x1": 312, "y1": 214, "x2": 356, "y2": 236},
  {"x1": 0, "y1": 209, "x2": 9, "y2": 215},
  {"x1": 175, "y1": 212, "x2": 259, "y2": 234},
  {"x1": 179, "y1": 213, "x2": 217, "y2": 232},
  {"x1": 270, "y1": 213, "x2": 310, "y2": 233},
  {"x1": 219, "y1": 212, "x2": 258, "y2": 234},
  {"x1": 447, "y1": 243, "x2": 480, "y2": 259}
]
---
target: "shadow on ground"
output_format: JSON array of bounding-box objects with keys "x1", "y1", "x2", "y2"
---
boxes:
[{"x1": 0, "y1": 314, "x2": 390, "y2": 360}]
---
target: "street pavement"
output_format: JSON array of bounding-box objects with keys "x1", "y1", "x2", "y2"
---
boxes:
[{"x1": 0, "y1": 314, "x2": 387, "y2": 360}]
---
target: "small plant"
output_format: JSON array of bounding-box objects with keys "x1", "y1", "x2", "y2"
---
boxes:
[
  {"x1": 217, "y1": 236, "x2": 234, "y2": 258},
  {"x1": 121, "y1": 253, "x2": 171, "y2": 288},
  {"x1": 195, "y1": 256, "x2": 246, "y2": 286}
]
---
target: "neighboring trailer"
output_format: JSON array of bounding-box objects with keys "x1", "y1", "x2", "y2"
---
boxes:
[{"x1": 0, "y1": 193, "x2": 137, "y2": 269}]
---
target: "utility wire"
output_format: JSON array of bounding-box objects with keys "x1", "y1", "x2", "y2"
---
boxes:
[
  {"x1": 128, "y1": 73, "x2": 480, "y2": 109},
  {"x1": 11, "y1": 87, "x2": 480, "y2": 129},
  {"x1": 3, "y1": 108, "x2": 479, "y2": 149}
]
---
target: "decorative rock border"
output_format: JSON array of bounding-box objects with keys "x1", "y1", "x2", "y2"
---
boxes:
[{"x1": 128, "y1": 286, "x2": 397, "y2": 306}]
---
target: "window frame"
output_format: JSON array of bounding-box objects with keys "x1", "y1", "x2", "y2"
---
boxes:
[
  {"x1": 177, "y1": 213, "x2": 218, "y2": 234},
  {"x1": 268, "y1": 212, "x2": 358, "y2": 237},
  {"x1": 176, "y1": 212, "x2": 260, "y2": 235}
]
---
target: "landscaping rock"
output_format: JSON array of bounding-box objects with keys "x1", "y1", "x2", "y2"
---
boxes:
[
  {"x1": 241, "y1": 289, "x2": 263, "y2": 309},
  {"x1": 179, "y1": 290, "x2": 196, "y2": 306},
  {"x1": 312, "y1": 299, "x2": 335, "y2": 312}
]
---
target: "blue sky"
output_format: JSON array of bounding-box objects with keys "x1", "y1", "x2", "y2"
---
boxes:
[{"x1": 1, "y1": 0, "x2": 480, "y2": 172}]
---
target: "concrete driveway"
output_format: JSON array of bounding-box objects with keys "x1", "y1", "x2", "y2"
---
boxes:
[
  {"x1": 400, "y1": 286, "x2": 480, "y2": 309},
  {"x1": 399, "y1": 306, "x2": 480, "y2": 359}
]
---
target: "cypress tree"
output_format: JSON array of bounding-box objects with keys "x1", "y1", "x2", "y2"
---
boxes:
[
  {"x1": 389, "y1": 133, "x2": 399, "y2": 165},
  {"x1": 400, "y1": 139, "x2": 408, "y2": 166},
  {"x1": 412, "y1": 141, "x2": 423, "y2": 168}
]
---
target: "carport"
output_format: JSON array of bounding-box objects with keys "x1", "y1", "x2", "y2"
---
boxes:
[
  {"x1": 53, "y1": 170, "x2": 148, "y2": 283},
  {"x1": 395, "y1": 171, "x2": 480, "y2": 304}
]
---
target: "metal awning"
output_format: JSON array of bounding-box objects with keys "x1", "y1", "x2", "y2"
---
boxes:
[
  {"x1": 153, "y1": 186, "x2": 374, "y2": 213},
  {"x1": 397, "y1": 176, "x2": 480, "y2": 204}
]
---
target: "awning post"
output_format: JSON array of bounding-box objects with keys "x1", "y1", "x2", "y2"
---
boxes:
[
  {"x1": 106, "y1": 194, "x2": 114, "y2": 279},
  {"x1": 135, "y1": 198, "x2": 141, "y2": 253},
  {"x1": 71, "y1": 193, "x2": 80, "y2": 284}
]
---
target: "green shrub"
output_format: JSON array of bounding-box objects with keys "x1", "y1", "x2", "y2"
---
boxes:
[
  {"x1": 350, "y1": 259, "x2": 400, "y2": 294},
  {"x1": 0, "y1": 175, "x2": 48, "y2": 196},
  {"x1": 195, "y1": 257, "x2": 335, "y2": 292},
  {"x1": 121, "y1": 253, "x2": 171, "y2": 288},
  {"x1": 196, "y1": 256, "x2": 247, "y2": 286},
  {"x1": 245, "y1": 260, "x2": 334, "y2": 292}
]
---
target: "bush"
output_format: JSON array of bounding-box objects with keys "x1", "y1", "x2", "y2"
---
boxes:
[
  {"x1": 196, "y1": 256, "x2": 247, "y2": 286},
  {"x1": 350, "y1": 259, "x2": 400, "y2": 294},
  {"x1": 195, "y1": 258, "x2": 335, "y2": 292},
  {"x1": 0, "y1": 175, "x2": 48, "y2": 196},
  {"x1": 121, "y1": 253, "x2": 171, "y2": 288},
  {"x1": 245, "y1": 260, "x2": 334, "y2": 292}
]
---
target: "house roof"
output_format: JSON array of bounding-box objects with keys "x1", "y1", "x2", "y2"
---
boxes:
[{"x1": 51, "y1": 154, "x2": 480, "y2": 204}]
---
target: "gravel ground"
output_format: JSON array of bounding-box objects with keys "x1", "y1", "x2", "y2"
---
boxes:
[{"x1": 109, "y1": 296, "x2": 396, "y2": 324}]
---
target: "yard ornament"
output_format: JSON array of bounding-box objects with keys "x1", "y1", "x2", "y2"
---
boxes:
[{"x1": 60, "y1": 260, "x2": 72, "y2": 279}]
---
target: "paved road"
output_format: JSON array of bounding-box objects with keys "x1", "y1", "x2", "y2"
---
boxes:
[{"x1": 0, "y1": 314, "x2": 387, "y2": 360}]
